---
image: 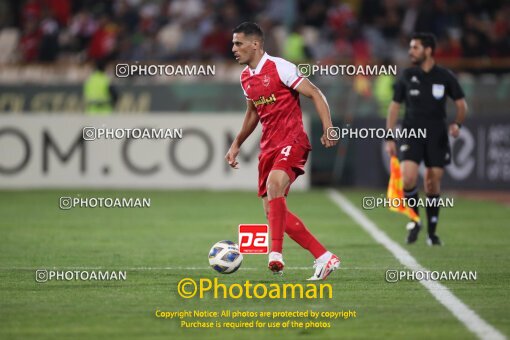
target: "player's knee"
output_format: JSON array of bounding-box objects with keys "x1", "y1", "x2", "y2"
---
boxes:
[
  {"x1": 266, "y1": 179, "x2": 285, "y2": 198},
  {"x1": 403, "y1": 176, "x2": 417, "y2": 190}
]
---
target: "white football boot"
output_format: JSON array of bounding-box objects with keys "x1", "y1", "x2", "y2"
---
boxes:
[{"x1": 307, "y1": 253, "x2": 340, "y2": 281}]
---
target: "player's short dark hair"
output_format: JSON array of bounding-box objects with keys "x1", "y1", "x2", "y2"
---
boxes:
[
  {"x1": 233, "y1": 22, "x2": 264, "y2": 41},
  {"x1": 411, "y1": 32, "x2": 437, "y2": 54}
]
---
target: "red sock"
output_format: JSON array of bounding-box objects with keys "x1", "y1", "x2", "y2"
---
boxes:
[
  {"x1": 286, "y1": 211, "x2": 327, "y2": 258},
  {"x1": 268, "y1": 197, "x2": 287, "y2": 253}
]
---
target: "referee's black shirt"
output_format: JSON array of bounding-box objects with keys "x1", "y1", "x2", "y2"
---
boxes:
[{"x1": 393, "y1": 65, "x2": 465, "y2": 123}]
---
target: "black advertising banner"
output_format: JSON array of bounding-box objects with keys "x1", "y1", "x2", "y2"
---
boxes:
[{"x1": 344, "y1": 116, "x2": 510, "y2": 190}]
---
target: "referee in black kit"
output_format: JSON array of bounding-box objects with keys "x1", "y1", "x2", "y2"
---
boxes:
[{"x1": 385, "y1": 32, "x2": 468, "y2": 246}]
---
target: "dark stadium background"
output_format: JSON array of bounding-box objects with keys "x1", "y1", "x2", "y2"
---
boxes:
[
  {"x1": 1, "y1": 0, "x2": 509, "y2": 192},
  {"x1": 1, "y1": 2, "x2": 509, "y2": 340}
]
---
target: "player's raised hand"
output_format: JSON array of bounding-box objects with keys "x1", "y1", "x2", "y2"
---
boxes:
[
  {"x1": 321, "y1": 133, "x2": 337, "y2": 148},
  {"x1": 225, "y1": 145, "x2": 240, "y2": 169},
  {"x1": 448, "y1": 123, "x2": 460, "y2": 138},
  {"x1": 321, "y1": 127, "x2": 338, "y2": 148}
]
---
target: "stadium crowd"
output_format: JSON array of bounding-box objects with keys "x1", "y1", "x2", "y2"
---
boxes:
[{"x1": 0, "y1": 0, "x2": 508, "y2": 65}]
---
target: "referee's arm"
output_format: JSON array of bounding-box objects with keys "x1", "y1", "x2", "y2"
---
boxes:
[
  {"x1": 449, "y1": 98, "x2": 467, "y2": 138},
  {"x1": 385, "y1": 101, "x2": 401, "y2": 157}
]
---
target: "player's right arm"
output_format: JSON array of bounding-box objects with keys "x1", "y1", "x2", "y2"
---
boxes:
[
  {"x1": 385, "y1": 101, "x2": 400, "y2": 157},
  {"x1": 385, "y1": 71, "x2": 406, "y2": 157},
  {"x1": 225, "y1": 100, "x2": 259, "y2": 169}
]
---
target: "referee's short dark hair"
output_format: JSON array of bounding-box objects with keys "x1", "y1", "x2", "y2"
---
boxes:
[
  {"x1": 233, "y1": 22, "x2": 264, "y2": 41},
  {"x1": 411, "y1": 32, "x2": 437, "y2": 54}
]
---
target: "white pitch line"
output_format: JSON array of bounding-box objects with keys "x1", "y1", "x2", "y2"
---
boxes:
[
  {"x1": 328, "y1": 189, "x2": 506, "y2": 340},
  {"x1": 0, "y1": 266, "x2": 379, "y2": 271}
]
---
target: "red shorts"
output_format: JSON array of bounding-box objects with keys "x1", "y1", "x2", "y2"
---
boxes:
[{"x1": 258, "y1": 144, "x2": 310, "y2": 197}]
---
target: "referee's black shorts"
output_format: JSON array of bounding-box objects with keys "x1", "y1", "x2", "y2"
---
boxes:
[{"x1": 400, "y1": 120, "x2": 451, "y2": 168}]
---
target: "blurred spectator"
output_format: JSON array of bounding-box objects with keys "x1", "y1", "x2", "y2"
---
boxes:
[
  {"x1": 257, "y1": 17, "x2": 280, "y2": 56},
  {"x1": 299, "y1": 1, "x2": 327, "y2": 28},
  {"x1": 169, "y1": 0, "x2": 204, "y2": 22},
  {"x1": 39, "y1": 9, "x2": 59, "y2": 61},
  {"x1": 373, "y1": 59, "x2": 396, "y2": 117},
  {"x1": 435, "y1": 32, "x2": 462, "y2": 62},
  {"x1": 264, "y1": 0, "x2": 295, "y2": 25},
  {"x1": 88, "y1": 15, "x2": 118, "y2": 61},
  {"x1": 377, "y1": 0, "x2": 403, "y2": 40},
  {"x1": 282, "y1": 24, "x2": 309, "y2": 63},
  {"x1": 69, "y1": 10, "x2": 97, "y2": 52},
  {"x1": 83, "y1": 59, "x2": 118, "y2": 115},
  {"x1": 46, "y1": 0, "x2": 71, "y2": 27},
  {"x1": 461, "y1": 13, "x2": 488, "y2": 58},
  {"x1": 114, "y1": 0, "x2": 139, "y2": 34},
  {"x1": 3, "y1": 0, "x2": 510, "y2": 66},
  {"x1": 201, "y1": 20, "x2": 230, "y2": 60},
  {"x1": 19, "y1": 20, "x2": 42, "y2": 62},
  {"x1": 138, "y1": 1, "x2": 160, "y2": 35},
  {"x1": 22, "y1": 0, "x2": 42, "y2": 26},
  {"x1": 488, "y1": 7, "x2": 510, "y2": 57},
  {"x1": 327, "y1": 0, "x2": 356, "y2": 34},
  {"x1": 401, "y1": 0, "x2": 421, "y2": 36},
  {"x1": 174, "y1": 19, "x2": 202, "y2": 60},
  {"x1": 220, "y1": 2, "x2": 243, "y2": 32}
]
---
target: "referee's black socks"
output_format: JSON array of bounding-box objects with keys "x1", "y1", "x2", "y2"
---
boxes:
[
  {"x1": 404, "y1": 186, "x2": 420, "y2": 224},
  {"x1": 426, "y1": 194, "x2": 440, "y2": 237}
]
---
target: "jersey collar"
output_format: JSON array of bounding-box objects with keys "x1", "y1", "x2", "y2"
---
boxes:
[
  {"x1": 420, "y1": 63, "x2": 437, "y2": 75},
  {"x1": 249, "y1": 52, "x2": 269, "y2": 75}
]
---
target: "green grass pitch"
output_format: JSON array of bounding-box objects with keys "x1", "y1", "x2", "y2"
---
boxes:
[{"x1": 0, "y1": 190, "x2": 508, "y2": 339}]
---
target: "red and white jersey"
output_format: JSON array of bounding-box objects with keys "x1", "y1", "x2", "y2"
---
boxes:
[{"x1": 240, "y1": 53, "x2": 311, "y2": 153}]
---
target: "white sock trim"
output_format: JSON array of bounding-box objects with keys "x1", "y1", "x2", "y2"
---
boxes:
[{"x1": 317, "y1": 251, "x2": 333, "y2": 261}]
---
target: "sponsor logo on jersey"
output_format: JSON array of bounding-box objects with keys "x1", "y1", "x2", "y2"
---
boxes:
[
  {"x1": 432, "y1": 84, "x2": 445, "y2": 99},
  {"x1": 411, "y1": 76, "x2": 420, "y2": 83},
  {"x1": 263, "y1": 74, "x2": 271, "y2": 87},
  {"x1": 410, "y1": 89, "x2": 420, "y2": 96},
  {"x1": 253, "y1": 93, "x2": 277, "y2": 107}
]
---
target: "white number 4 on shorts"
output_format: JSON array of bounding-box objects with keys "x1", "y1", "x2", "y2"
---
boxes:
[{"x1": 281, "y1": 146, "x2": 292, "y2": 157}]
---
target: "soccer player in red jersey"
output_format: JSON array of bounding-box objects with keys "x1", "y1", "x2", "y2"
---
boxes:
[{"x1": 225, "y1": 22, "x2": 340, "y2": 280}]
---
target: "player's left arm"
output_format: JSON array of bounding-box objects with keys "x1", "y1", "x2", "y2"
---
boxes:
[
  {"x1": 449, "y1": 98, "x2": 467, "y2": 138},
  {"x1": 295, "y1": 79, "x2": 337, "y2": 148},
  {"x1": 447, "y1": 72, "x2": 468, "y2": 138}
]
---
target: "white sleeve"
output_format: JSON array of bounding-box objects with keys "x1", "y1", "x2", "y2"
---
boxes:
[
  {"x1": 239, "y1": 73, "x2": 249, "y2": 99},
  {"x1": 241, "y1": 86, "x2": 248, "y2": 98},
  {"x1": 274, "y1": 57, "x2": 304, "y2": 89}
]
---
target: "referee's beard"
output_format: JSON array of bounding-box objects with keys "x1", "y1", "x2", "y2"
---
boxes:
[
  {"x1": 410, "y1": 51, "x2": 427, "y2": 66},
  {"x1": 411, "y1": 55, "x2": 426, "y2": 66}
]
